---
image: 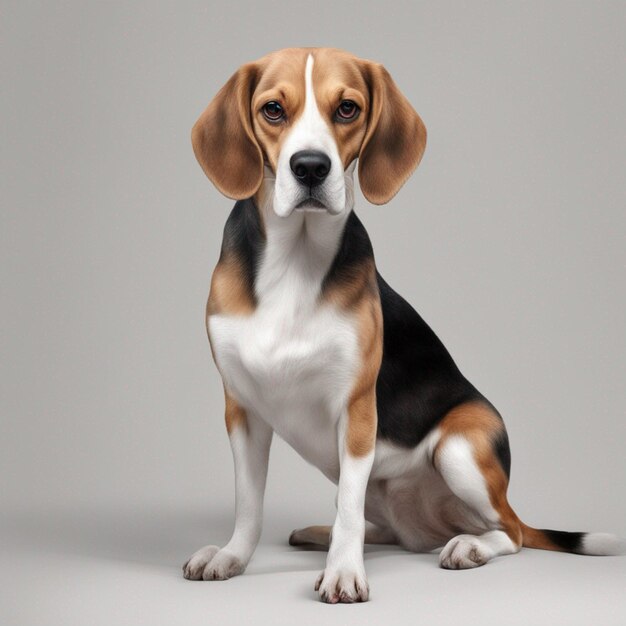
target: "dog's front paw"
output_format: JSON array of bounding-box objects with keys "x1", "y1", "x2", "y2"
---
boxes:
[
  {"x1": 182, "y1": 545, "x2": 245, "y2": 581},
  {"x1": 183, "y1": 544, "x2": 220, "y2": 579},
  {"x1": 201, "y1": 548, "x2": 246, "y2": 580},
  {"x1": 314, "y1": 568, "x2": 369, "y2": 603}
]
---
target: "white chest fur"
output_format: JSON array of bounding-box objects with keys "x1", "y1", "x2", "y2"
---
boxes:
[{"x1": 208, "y1": 208, "x2": 359, "y2": 481}]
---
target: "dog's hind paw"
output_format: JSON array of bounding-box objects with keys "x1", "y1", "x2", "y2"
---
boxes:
[{"x1": 439, "y1": 535, "x2": 490, "y2": 570}]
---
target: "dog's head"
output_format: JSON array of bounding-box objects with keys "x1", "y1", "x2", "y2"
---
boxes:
[{"x1": 192, "y1": 47, "x2": 426, "y2": 217}]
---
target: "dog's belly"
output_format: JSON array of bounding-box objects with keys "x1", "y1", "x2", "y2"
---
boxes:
[{"x1": 208, "y1": 305, "x2": 359, "y2": 480}]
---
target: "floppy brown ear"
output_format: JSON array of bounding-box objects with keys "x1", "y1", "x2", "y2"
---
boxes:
[
  {"x1": 191, "y1": 63, "x2": 264, "y2": 199},
  {"x1": 358, "y1": 63, "x2": 427, "y2": 205}
]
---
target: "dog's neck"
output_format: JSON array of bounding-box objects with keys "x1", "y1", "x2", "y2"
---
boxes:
[
  {"x1": 251, "y1": 166, "x2": 357, "y2": 307},
  {"x1": 253, "y1": 163, "x2": 356, "y2": 252}
]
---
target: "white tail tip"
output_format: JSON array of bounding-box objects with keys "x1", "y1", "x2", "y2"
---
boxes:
[{"x1": 581, "y1": 533, "x2": 625, "y2": 556}]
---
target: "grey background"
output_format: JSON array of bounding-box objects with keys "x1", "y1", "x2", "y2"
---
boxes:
[{"x1": 1, "y1": 1, "x2": 624, "y2": 624}]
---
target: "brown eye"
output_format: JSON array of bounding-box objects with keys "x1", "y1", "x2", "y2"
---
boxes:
[
  {"x1": 262, "y1": 101, "x2": 284, "y2": 122},
  {"x1": 336, "y1": 100, "x2": 359, "y2": 122}
]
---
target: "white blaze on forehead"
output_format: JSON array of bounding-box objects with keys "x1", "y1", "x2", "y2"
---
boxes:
[
  {"x1": 272, "y1": 53, "x2": 348, "y2": 217},
  {"x1": 300, "y1": 54, "x2": 329, "y2": 143}
]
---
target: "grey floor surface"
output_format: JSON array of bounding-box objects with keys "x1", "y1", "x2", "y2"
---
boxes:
[{"x1": 2, "y1": 505, "x2": 624, "y2": 626}]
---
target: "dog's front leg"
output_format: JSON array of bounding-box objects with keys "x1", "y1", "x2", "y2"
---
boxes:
[
  {"x1": 315, "y1": 392, "x2": 376, "y2": 603},
  {"x1": 183, "y1": 392, "x2": 272, "y2": 580}
]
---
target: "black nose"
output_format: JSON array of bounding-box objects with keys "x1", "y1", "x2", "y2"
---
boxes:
[{"x1": 289, "y1": 150, "x2": 331, "y2": 187}]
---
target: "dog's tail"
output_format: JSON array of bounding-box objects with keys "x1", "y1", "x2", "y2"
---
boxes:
[{"x1": 520, "y1": 522, "x2": 624, "y2": 555}]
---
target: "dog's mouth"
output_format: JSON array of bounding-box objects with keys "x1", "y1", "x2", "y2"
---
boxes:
[{"x1": 295, "y1": 197, "x2": 327, "y2": 212}]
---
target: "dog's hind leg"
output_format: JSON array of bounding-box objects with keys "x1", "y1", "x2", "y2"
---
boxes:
[
  {"x1": 432, "y1": 401, "x2": 522, "y2": 569},
  {"x1": 364, "y1": 521, "x2": 398, "y2": 544},
  {"x1": 289, "y1": 525, "x2": 331, "y2": 547},
  {"x1": 289, "y1": 522, "x2": 397, "y2": 548}
]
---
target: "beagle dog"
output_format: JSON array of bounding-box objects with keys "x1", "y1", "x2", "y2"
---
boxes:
[{"x1": 183, "y1": 47, "x2": 621, "y2": 603}]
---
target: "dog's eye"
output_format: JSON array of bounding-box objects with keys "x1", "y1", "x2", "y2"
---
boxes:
[
  {"x1": 262, "y1": 101, "x2": 285, "y2": 122},
  {"x1": 335, "y1": 100, "x2": 359, "y2": 122}
]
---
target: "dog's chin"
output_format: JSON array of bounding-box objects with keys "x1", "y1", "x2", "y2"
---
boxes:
[
  {"x1": 292, "y1": 197, "x2": 344, "y2": 216},
  {"x1": 272, "y1": 186, "x2": 345, "y2": 217},
  {"x1": 294, "y1": 198, "x2": 328, "y2": 212}
]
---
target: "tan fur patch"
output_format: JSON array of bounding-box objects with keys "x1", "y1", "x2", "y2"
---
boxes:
[
  {"x1": 250, "y1": 49, "x2": 309, "y2": 172},
  {"x1": 324, "y1": 260, "x2": 382, "y2": 457},
  {"x1": 347, "y1": 387, "x2": 378, "y2": 457},
  {"x1": 311, "y1": 48, "x2": 370, "y2": 168},
  {"x1": 224, "y1": 389, "x2": 247, "y2": 434},
  {"x1": 206, "y1": 256, "x2": 256, "y2": 318},
  {"x1": 205, "y1": 251, "x2": 258, "y2": 372},
  {"x1": 192, "y1": 61, "x2": 266, "y2": 199},
  {"x1": 289, "y1": 525, "x2": 332, "y2": 547},
  {"x1": 519, "y1": 524, "x2": 562, "y2": 550},
  {"x1": 436, "y1": 402, "x2": 522, "y2": 546},
  {"x1": 356, "y1": 61, "x2": 427, "y2": 205}
]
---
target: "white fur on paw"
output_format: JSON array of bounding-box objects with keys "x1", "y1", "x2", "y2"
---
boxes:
[
  {"x1": 440, "y1": 535, "x2": 490, "y2": 570},
  {"x1": 182, "y1": 545, "x2": 220, "y2": 580},
  {"x1": 315, "y1": 568, "x2": 369, "y2": 603},
  {"x1": 201, "y1": 549, "x2": 245, "y2": 581}
]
